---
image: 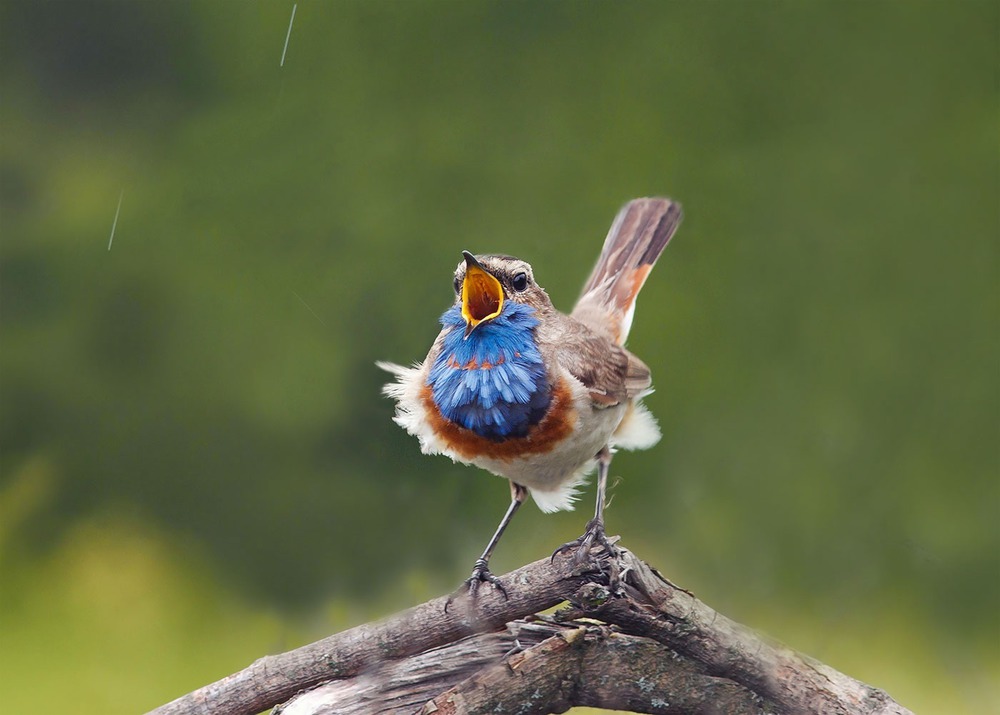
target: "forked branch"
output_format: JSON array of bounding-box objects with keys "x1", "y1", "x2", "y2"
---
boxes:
[{"x1": 147, "y1": 545, "x2": 913, "y2": 715}]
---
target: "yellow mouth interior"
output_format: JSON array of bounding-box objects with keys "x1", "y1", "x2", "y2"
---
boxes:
[{"x1": 461, "y1": 264, "x2": 504, "y2": 327}]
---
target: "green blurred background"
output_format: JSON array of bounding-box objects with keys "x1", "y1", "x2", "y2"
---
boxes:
[{"x1": 1, "y1": 1, "x2": 996, "y2": 713}]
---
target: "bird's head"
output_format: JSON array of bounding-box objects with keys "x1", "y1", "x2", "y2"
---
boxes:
[{"x1": 452, "y1": 251, "x2": 552, "y2": 337}]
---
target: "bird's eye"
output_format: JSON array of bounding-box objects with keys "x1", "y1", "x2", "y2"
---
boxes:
[
  {"x1": 512, "y1": 272, "x2": 529, "y2": 292},
  {"x1": 454, "y1": 276, "x2": 463, "y2": 295}
]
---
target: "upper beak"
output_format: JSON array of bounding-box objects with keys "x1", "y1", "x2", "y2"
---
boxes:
[{"x1": 460, "y1": 251, "x2": 504, "y2": 337}]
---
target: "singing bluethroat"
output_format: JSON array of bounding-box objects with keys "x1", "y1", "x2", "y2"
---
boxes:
[{"x1": 379, "y1": 198, "x2": 682, "y2": 597}]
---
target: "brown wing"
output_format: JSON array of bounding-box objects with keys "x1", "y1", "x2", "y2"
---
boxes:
[
  {"x1": 549, "y1": 317, "x2": 652, "y2": 408},
  {"x1": 572, "y1": 198, "x2": 682, "y2": 345}
]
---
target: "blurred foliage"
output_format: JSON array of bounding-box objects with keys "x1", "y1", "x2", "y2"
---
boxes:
[{"x1": 1, "y1": 1, "x2": 997, "y2": 713}]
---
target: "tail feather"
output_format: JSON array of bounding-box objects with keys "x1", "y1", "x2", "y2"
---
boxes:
[{"x1": 572, "y1": 198, "x2": 682, "y2": 344}]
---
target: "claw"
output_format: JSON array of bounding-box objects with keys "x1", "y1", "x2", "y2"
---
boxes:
[
  {"x1": 468, "y1": 558, "x2": 509, "y2": 598},
  {"x1": 445, "y1": 558, "x2": 508, "y2": 612},
  {"x1": 551, "y1": 518, "x2": 619, "y2": 567}
]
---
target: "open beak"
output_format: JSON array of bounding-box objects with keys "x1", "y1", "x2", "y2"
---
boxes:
[{"x1": 460, "y1": 251, "x2": 504, "y2": 337}]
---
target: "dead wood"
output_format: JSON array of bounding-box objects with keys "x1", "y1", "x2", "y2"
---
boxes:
[{"x1": 147, "y1": 544, "x2": 913, "y2": 715}]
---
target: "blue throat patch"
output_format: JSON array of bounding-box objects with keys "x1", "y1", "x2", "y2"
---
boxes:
[{"x1": 428, "y1": 301, "x2": 552, "y2": 441}]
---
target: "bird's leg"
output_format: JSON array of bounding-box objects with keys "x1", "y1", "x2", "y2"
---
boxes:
[
  {"x1": 552, "y1": 446, "x2": 619, "y2": 565},
  {"x1": 590, "y1": 445, "x2": 612, "y2": 537},
  {"x1": 450, "y1": 481, "x2": 527, "y2": 607}
]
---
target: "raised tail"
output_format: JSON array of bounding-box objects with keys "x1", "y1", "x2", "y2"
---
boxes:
[{"x1": 571, "y1": 197, "x2": 682, "y2": 345}]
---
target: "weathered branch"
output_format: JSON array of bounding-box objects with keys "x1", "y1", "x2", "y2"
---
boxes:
[
  {"x1": 148, "y1": 554, "x2": 593, "y2": 715},
  {"x1": 276, "y1": 620, "x2": 767, "y2": 715},
  {"x1": 147, "y1": 544, "x2": 913, "y2": 715},
  {"x1": 593, "y1": 552, "x2": 909, "y2": 714},
  {"x1": 410, "y1": 624, "x2": 769, "y2": 715}
]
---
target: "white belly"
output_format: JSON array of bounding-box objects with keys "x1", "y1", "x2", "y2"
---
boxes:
[
  {"x1": 470, "y1": 395, "x2": 623, "y2": 494},
  {"x1": 379, "y1": 361, "x2": 657, "y2": 513}
]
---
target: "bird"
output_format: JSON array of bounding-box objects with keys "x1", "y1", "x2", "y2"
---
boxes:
[{"x1": 378, "y1": 197, "x2": 682, "y2": 597}]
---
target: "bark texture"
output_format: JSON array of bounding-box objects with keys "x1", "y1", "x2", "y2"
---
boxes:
[{"x1": 147, "y1": 544, "x2": 913, "y2": 715}]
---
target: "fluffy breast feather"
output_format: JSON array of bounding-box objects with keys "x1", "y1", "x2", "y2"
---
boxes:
[{"x1": 427, "y1": 302, "x2": 551, "y2": 440}]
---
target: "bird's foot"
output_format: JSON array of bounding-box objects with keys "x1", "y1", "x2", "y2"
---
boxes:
[
  {"x1": 551, "y1": 518, "x2": 620, "y2": 569},
  {"x1": 444, "y1": 558, "x2": 507, "y2": 612}
]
